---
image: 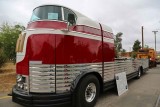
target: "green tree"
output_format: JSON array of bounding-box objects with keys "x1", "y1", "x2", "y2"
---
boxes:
[
  {"x1": 121, "y1": 49, "x2": 126, "y2": 53},
  {"x1": 131, "y1": 40, "x2": 141, "y2": 58},
  {"x1": 114, "y1": 32, "x2": 123, "y2": 57},
  {"x1": 132, "y1": 39, "x2": 141, "y2": 52},
  {"x1": 131, "y1": 52, "x2": 137, "y2": 58},
  {"x1": 0, "y1": 50, "x2": 7, "y2": 68},
  {"x1": 144, "y1": 44, "x2": 149, "y2": 48},
  {"x1": 0, "y1": 23, "x2": 24, "y2": 63}
]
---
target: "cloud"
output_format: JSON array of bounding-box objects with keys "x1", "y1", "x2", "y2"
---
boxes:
[{"x1": 0, "y1": 0, "x2": 160, "y2": 51}]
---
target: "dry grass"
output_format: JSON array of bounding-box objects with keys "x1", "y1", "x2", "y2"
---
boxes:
[
  {"x1": 0, "y1": 62, "x2": 16, "y2": 92},
  {"x1": 0, "y1": 62, "x2": 16, "y2": 73}
]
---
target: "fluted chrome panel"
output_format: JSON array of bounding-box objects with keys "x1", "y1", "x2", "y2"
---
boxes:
[
  {"x1": 103, "y1": 60, "x2": 140, "y2": 82},
  {"x1": 29, "y1": 60, "x2": 148, "y2": 92},
  {"x1": 103, "y1": 62, "x2": 114, "y2": 81},
  {"x1": 29, "y1": 63, "x2": 56, "y2": 93},
  {"x1": 140, "y1": 59, "x2": 149, "y2": 69},
  {"x1": 29, "y1": 62, "x2": 103, "y2": 93},
  {"x1": 55, "y1": 63, "x2": 102, "y2": 93}
]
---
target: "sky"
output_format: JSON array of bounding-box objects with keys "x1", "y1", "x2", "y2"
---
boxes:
[{"x1": 0, "y1": 0, "x2": 160, "y2": 51}]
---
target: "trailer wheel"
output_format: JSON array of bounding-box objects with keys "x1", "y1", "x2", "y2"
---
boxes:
[
  {"x1": 75, "y1": 75, "x2": 100, "y2": 107},
  {"x1": 155, "y1": 62, "x2": 157, "y2": 67},
  {"x1": 136, "y1": 68, "x2": 141, "y2": 79}
]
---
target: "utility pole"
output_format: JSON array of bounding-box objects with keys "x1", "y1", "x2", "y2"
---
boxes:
[
  {"x1": 152, "y1": 31, "x2": 158, "y2": 52},
  {"x1": 142, "y1": 26, "x2": 144, "y2": 49}
]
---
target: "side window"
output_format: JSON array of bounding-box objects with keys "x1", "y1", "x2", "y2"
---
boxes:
[{"x1": 64, "y1": 8, "x2": 76, "y2": 21}]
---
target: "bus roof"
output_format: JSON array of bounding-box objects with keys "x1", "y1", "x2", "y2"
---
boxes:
[{"x1": 35, "y1": 4, "x2": 113, "y2": 33}]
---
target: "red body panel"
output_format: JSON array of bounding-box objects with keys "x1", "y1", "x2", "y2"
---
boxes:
[
  {"x1": 17, "y1": 21, "x2": 114, "y2": 75},
  {"x1": 27, "y1": 21, "x2": 113, "y2": 39},
  {"x1": 27, "y1": 34, "x2": 56, "y2": 64},
  {"x1": 27, "y1": 21, "x2": 67, "y2": 29},
  {"x1": 72, "y1": 25, "x2": 113, "y2": 39},
  {"x1": 16, "y1": 56, "x2": 29, "y2": 75},
  {"x1": 56, "y1": 35, "x2": 103, "y2": 64}
]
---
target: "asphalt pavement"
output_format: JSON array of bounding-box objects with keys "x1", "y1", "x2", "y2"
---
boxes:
[{"x1": 96, "y1": 65, "x2": 160, "y2": 107}]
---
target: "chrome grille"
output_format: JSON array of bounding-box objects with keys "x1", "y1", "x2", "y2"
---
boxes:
[{"x1": 29, "y1": 63, "x2": 55, "y2": 93}]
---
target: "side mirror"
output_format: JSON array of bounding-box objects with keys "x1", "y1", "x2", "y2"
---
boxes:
[{"x1": 68, "y1": 13, "x2": 75, "y2": 25}]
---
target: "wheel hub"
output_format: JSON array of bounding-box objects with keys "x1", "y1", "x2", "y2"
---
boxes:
[
  {"x1": 85, "y1": 83, "x2": 96, "y2": 102},
  {"x1": 138, "y1": 70, "x2": 141, "y2": 76}
]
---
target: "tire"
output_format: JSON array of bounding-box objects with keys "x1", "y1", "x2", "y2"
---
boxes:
[
  {"x1": 136, "y1": 68, "x2": 141, "y2": 79},
  {"x1": 155, "y1": 62, "x2": 157, "y2": 67},
  {"x1": 75, "y1": 75, "x2": 100, "y2": 107}
]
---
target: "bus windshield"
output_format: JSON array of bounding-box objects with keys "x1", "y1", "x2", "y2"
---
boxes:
[{"x1": 30, "y1": 5, "x2": 62, "y2": 21}]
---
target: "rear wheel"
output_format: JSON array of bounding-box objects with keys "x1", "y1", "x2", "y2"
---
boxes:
[
  {"x1": 136, "y1": 68, "x2": 141, "y2": 79},
  {"x1": 75, "y1": 75, "x2": 100, "y2": 107},
  {"x1": 154, "y1": 62, "x2": 157, "y2": 67}
]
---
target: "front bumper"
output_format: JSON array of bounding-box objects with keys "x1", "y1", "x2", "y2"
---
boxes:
[{"x1": 12, "y1": 86, "x2": 72, "y2": 107}]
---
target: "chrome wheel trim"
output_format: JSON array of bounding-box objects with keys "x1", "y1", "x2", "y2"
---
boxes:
[
  {"x1": 85, "y1": 83, "x2": 96, "y2": 103},
  {"x1": 138, "y1": 69, "x2": 141, "y2": 77}
]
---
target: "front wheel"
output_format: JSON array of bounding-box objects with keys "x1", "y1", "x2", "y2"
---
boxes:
[{"x1": 75, "y1": 75, "x2": 100, "y2": 107}]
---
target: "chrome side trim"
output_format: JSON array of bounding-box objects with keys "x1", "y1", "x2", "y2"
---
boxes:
[
  {"x1": 29, "y1": 62, "x2": 103, "y2": 93},
  {"x1": 29, "y1": 61, "x2": 42, "y2": 64},
  {"x1": 103, "y1": 60, "x2": 141, "y2": 82},
  {"x1": 55, "y1": 63, "x2": 102, "y2": 93},
  {"x1": 29, "y1": 60, "x2": 148, "y2": 93}
]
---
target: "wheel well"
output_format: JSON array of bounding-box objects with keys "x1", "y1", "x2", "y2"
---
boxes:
[
  {"x1": 75, "y1": 72, "x2": 103, "y2": 93},
  {"x1": 140, "y1": 66, "x2": 143, "y2": 74}
]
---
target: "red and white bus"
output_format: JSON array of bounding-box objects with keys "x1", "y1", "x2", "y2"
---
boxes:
[{"x1": 12, "y1": 4, "x2": 149, "y2": 107}]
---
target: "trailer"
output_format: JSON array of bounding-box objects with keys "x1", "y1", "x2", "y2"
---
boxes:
[
  {"x1": 12, "y1": 4, "x2": 149, "y2": 107},
  {"x1": 137, "y1": 48, "x2": 157, "y2": 67}
]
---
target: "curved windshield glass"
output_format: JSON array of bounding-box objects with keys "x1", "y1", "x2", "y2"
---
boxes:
[
  {"x1": 30, "y1": 5, "x2": 62, "y2": 21},
  {"x1": 64, "y1": 7, "x2": 76, "y2": 21}
]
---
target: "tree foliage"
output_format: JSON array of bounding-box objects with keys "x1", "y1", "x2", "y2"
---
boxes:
[
  {"x1": 0, "y1": 23, "x2": 24, "y2": 63},
  {"x1": 144, "y1": 44, "x2": 149, "y2": 49},
  {"x1": 121, "y1": 49, "x2": 126, "y2": 53},
  {"x1": 0, "y1": 50, "x2": 7, "y2": 68},
  {"x1": 131, "y1": 40, "x2": 141, "y2": 58},
  {"x1": 114, "y1": 32, "x2": 123, "y2": 57},
  {"x1": 132, "y1": 39, "x2": 141, "y2": 52},
  {"x1": 131, "y1": 52, "x2": 137, "y2": 58}
]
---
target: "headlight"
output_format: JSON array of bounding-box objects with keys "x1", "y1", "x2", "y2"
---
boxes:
[
  {"x1": 24, "y1": 84, "x2": 28, "y2": 91},
  {"x1": 17, "y1": 83, "x2": 24, "y2": 89},
  {"x1": 16, "y1": 74, "x2": 27, "y2": 90},
  {"x1": 20, "y1": 84, "x2": 24, "y2": 89},
  {"x1": 17, "y1": 83, "x2": 21, "y2": 87},
  {"x1": 17, "y1": 75, "x2": 23, "y2": 82}
]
